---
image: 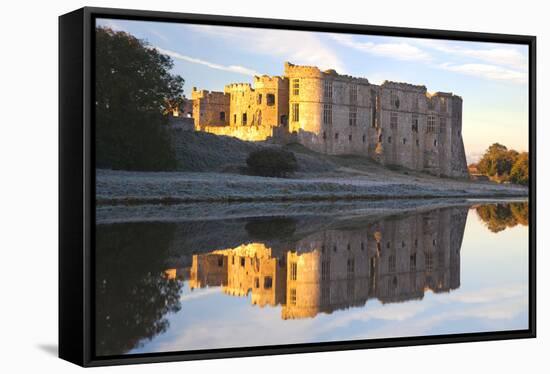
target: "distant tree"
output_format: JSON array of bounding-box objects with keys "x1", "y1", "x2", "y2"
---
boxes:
[
  {"x1": 246, "y1": 148, "x2": 298, "y2": 177},
  {"x1": 510, "y1": 152, "x2": 529, "y2": 185},
  {"x1": 95, "y1": 27, "x2": 184, "y2": 170},
  {"x1": 477, "y1": 143, "x2": 521, "y2": 181}
]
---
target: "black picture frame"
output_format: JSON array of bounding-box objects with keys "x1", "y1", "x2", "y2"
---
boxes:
[{"x1": 59, "y1": 6, "x2": 537, "y2": 367}]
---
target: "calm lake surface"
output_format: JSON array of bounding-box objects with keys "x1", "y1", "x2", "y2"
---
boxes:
[{"x1": 95, "y1": 201, "x2": 529, "y2": 356}]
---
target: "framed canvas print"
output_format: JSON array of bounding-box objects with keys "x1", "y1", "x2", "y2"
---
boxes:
[{"x1": 59, "y1": 7, "x2": 536, "y2": 367}]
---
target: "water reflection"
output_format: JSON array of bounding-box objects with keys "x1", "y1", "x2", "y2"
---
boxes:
[
  {"x1": 95, "y1": 223, "x2": 183, "y2": 356},
  {"x1": 475, "y1": 202, "x2": 529, "y2": 232},
  {"x1": 95, "y1": 202, "x2": 528, "y2": 356},
  {"x1": 180, "y1": 206, "x2": 466, "y2": 320}
]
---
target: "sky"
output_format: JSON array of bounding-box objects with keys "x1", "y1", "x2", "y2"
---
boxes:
[
  {"x1": 128, "y1": 208, "x2": 529, "y2": 354},
  {"x1": 96, "y1": 18, "x2": 530, "y2": 163}
]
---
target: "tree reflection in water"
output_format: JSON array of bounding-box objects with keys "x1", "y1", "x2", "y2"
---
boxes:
[
  {"x1": 475, "y1": 202, "x2": 528, "y2": 233},
  {"x1": 95, "y1": 223, "x2": 183, "y2": 356}
]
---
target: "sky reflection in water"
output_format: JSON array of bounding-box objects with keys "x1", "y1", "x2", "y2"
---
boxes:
[{"x1": 95, "y1": 202, "x2": 529, "y2": 356}]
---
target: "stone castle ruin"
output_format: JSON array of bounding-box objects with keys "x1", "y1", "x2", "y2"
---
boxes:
[{"x1": 192, "y1": 62, "x2": 468, "y2": 178}]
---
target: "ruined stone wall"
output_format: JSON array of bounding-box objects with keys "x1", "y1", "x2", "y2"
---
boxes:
[
  {"x1": 211, "y1": 243, "x2": 286, "y2": 307},
  {"x1": 375, "y1": 82, "x2": 429, "y2": 170},
  {"x1": 372, "y1": 81, "x2": 466, "y2": 177},
  {"x1": 284, "y1": 62, "x2": 372, "y2": 155},
  {"x1": 191, "y1": 77, "x2": 289, "y2": 142},
  {"x1": 188, "y1": 253, "x2": 227, "y2": 290},
  {"x1": 252, "y1": 75, "x2": 289, "y2": 130},
  {"x1": 191, "y1": 89, "x2": 230, "y2": 129},
  {"x1": 192, "y1": 62, "x2": 468, "y2": 178}
]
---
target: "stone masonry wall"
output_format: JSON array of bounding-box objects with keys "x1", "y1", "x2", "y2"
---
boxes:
[{"x1": 192, "y1": 62, "x2": 469, "y2": 178}]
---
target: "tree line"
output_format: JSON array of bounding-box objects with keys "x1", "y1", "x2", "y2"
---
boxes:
[{"x1": 472, "y1": 143, "x2": 529, "y2": 185}]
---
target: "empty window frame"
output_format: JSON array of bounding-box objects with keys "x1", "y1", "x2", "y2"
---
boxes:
[
  {"x1": 349, "y1": 106, "x2": 357, "y2": 126},
  {"x1": 389, "y1": 255, "x2": 396, "y2": 273},
  {"x1": 324, "y1": 80, "x2": 333, "y2": 100},
  {"x1": 412, "y1": 114, "x2": 419, "y2": 132},
  {"x1": 292, "y1": 103, "x2": 299, "y2": 122},
  {"x1": 264, "y1": 276, "x2": 273, "y2": 289},
  {"x1": 292, "y1": 79, "x2": 300, "y2": 96},
  {"x1": 290, "y1": 262, "x2": 298, "y2": 281},
  {"x1": 390, "y1": 112, "x2": 398, "y2": 129},
  {"x1": 321, "y1": 260, "x2": 331, "y2": 281},
  {"x1": 323, "y1": 104, "x2": 332, "y2": 125},
  {"x1": 350, "y1": 84, "x2": 357, "y2": 104},
  {"x1": 440, "y1": 97, "x2": 447, "y2": 112},
  {"x1": 391, "y1": 91, "x2": 400, "y2": 108},
  {"x1": 290, "y1": 288, "x2": 297, "y2": 305},
  {"x1": 439, "y1": 117, "x2": 446, "y2": 134},
  {"x1": 427, "y1": 114, "x2": 437, "y2": 133}
]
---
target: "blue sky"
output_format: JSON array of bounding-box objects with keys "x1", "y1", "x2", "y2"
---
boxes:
[{"x1": 97, "y1": 18, "x2": 529, "y2": 163}]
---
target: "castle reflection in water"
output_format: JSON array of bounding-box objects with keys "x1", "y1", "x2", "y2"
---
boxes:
[{"x1": 166, "y1": 207, "x2": 467, "y2": 319}]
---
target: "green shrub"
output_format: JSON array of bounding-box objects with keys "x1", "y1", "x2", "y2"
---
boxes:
[{"x1": 246, "y1": 148, "x2": 298, "y2": 177}]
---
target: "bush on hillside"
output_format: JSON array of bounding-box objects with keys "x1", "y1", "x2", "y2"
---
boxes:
[{"x1": 246, "y1": 149, "x2": 298, "y2": 177}]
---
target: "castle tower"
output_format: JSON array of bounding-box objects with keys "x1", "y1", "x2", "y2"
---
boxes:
[{"x1": 284, "y1": 62, "x2": 372, "y2": 155}]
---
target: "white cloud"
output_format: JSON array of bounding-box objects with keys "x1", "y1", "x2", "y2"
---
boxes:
[
  {"x1": 187, "y1": 25, "x2": 345, "y2": 73},
  {"x1": 443, "y1": 284, "x2": 525, "y2": 304},
  {"x1": 439, "y1": 62, "x2": 527, "y2": 84},
  {"x1": 414, "y1": 39, "x2": 528, "y2": 72},
  {"x1": 315, "y1": 301, "x2": 427, "y2": 334},
  {"x1": 154, "y1": 47, "x2": 260, "y2": 76},
  {"x1": 330, "y1": 34, "x2": 432, "y2": 62}
]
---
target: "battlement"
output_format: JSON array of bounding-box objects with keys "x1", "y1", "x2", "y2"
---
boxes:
[
  {"x1": 284, "y1": 61, "x2": 323, "y2": 78},
  {"x1": 254, "y1": 75, "x2": 287, "y2": 83},
  {"x1": 214, "y1": 243, "x2": 272, "y2": 258},
  {"x1": 381, "y1": 81, "x2": 427, "y2": 93},
  {"x1": 224, "y1": 82, "x2": 254, "y2": 92},
  {"x1": 254, "y1": 75, "x2": 289, "y2": 89},
  {"x1": 285, "y1": 62, "x2": 371, "y2": 84},
  {"x1": 323, "y1": 69, "x2": 370, "y2": 84},
  {"x1": 191, "y1": 88, "x2": 229, "y2": 101},
  {"x1": 431, "y1": 91, "x2": 463, "y2": 100}
]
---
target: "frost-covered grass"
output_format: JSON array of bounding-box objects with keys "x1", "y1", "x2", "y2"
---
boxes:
[
  {"x1": 96, "y1": 168, "x2": 528, "y2": 205},
  {"x1": 171, "y1": 131, "x2": 335, "y2": 173}
]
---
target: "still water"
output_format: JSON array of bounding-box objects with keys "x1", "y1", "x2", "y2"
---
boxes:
[{"x1": 95, "y1": 201, "x2": 529, "y2": 356}]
